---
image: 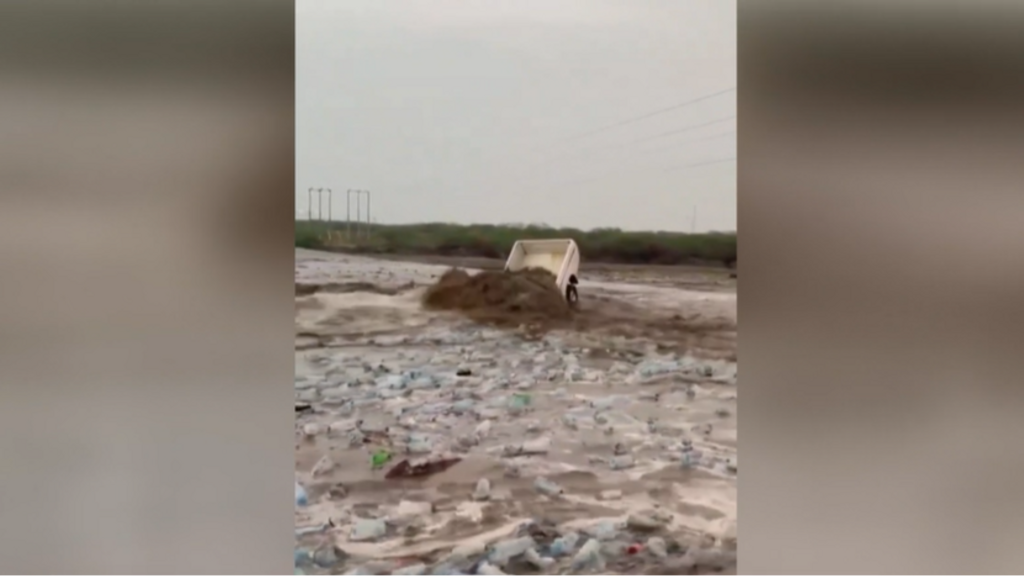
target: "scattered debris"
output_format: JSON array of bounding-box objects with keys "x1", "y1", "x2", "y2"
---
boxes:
[
  {"x1": 371, "y1": 449, "x2": 392, "y2": 469},
  {"x1": 472, "y1": 478, "x2": 491, "y2": 501},
  {"x1": 385, "y1": 457, "x2": 462, "y2": 480},
  {"x1": 294, "y1": 254, "x2": 737, "y2": 575}
]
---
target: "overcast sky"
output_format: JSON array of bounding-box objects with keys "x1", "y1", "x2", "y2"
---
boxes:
[{"x1": 297, "y1": 0, "x2": 736, "y2": 232}]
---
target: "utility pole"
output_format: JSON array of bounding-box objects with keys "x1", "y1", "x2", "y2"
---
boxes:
[
  {"x1": 346, "y1": 189, "x2": 353, "y2": 241},
  {"x1": 355, "y1": 191, "x2": 362, "y2": 240},
  {"x1": 307, "y1": 188, "x2": 314, "y2": 221},
  {"x1": 326, "y1": 187, "x2": 333, "y2": 223},
  {"x1": 344, "y1": 189, "x2": 371, "y2": 241}
]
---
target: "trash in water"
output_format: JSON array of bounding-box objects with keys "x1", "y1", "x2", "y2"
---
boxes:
[
  {"x1": 295, "y1": 481, "x2": 308, "y2": 507},
  {"x1": 385, "y1": 457, "x2": 462, "y2": 480},
  {"x1": 570, "y1": 538, "x2": 604, "y2": 571},
  {"x1": 489, "y1": 536, "x2": 536, "y2": 566},
  {"x1": 350, "y1": 518, "x2": 387, "y2": 542},
  {"x1": 472, "y1": 478, "x2": 491, "y2": 501},
  {"x1": 371, "y1": 449, "x2": 392, "y2": 469},
  {"x1": 509, "y1": 393, "x2": 532, "y2": 409},
  {"x1": 533, "y1": 477, "x2": 563, "y2": 497}
]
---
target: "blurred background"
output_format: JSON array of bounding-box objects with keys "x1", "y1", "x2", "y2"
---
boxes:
[
  {"x1": 0, "y1": 1, "x2": 295, "y2": 573},
  {"x1": 741, "y1": 1, "x2": 1024, "y2": 573}
]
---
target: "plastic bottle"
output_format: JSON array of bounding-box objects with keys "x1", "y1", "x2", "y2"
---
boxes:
[
  {"x1": 490, "y1": 536, "x2": 536, "y2": 564},
  {"x1": 570, "y1": 538, "x2": 604, "y2": 571},
  {"x1": 548, "y1": 531, "x2": 579, "y2": 557},
  {"x1": 533, "y1": 477, "x2": 563, "y2": 497}
]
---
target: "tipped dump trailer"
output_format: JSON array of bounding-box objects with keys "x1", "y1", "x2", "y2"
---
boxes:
[{"x1": 503, "y1": 238, "x2": 581, "y2": 304}]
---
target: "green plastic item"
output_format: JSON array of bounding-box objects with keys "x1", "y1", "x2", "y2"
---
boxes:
[
  {"x1": 510, "y1": 393, "x2": 532, "y2": 408},
  {"x1": 371, "y1": 449, "x2": 392, "y2": 469}
]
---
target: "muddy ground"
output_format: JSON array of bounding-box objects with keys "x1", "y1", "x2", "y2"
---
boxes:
[{"x1": 294, "y1": 249, "x2": 737, "y2": 575}]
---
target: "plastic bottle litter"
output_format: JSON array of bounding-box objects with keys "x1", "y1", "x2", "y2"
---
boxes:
[
  {"x1": 371, "y1": 449, "x2": 392, "y2": 469},
  {"x1": 520, "y1": 437, "x2": 551, "y2": 455},
  {"x1": 638, "y1": 360, "x2": 680, "y2": 378},
  {"x1": 311, "y1": 454, "x2": 336, "y2": 477},
  {"x1": 561, "y1": 413, "x2": 578, "y2": 430},
  {"x1": 473, "y1": 478, "x2": 491, "y2": 501},
  {"x1": 376, "y1": 374, "x2": 407, "y2": 390},
  {"x1": 627, "y1": 511, "x2": 669, "y2": 531},
  {"x1": 609, "y1": 454, "x2": 635, "y2": 470},
  {"x1": 523, "y1": 547, "x2": 554, "y2": 569},
  {"x1": 646, "y1": 536, "x2": 668, "y2": 558},
  {"x1": 473, "y1": 420, "x2": 492, "y2": 438},
  {"x1": 393, "y1": 562, "x2": 428, "y2": 575},
  {"x1": 570, "y1": 538, "x2": 604, "y2": 571},
  {"x1": 295, "y1": 522, "x2": 332, "y2": 536},
  {"x1": 295, "y1": 482, "x2": 308, "y2": 507},
  {"x1": 508, "y1": 393, "x2": 531, "y2": 410},
  {"x1": 489, "y1": 536, "x2": 536, "y2": 566},
  {"x1": 313, "y1": 546, "x2": 340, "y2": 568},
  {"x1": 591, "y1": 520, "x2": 620, "y2": 541},
  {"x1": 533, "y1": 477, "x2": 563, "y2": 497},
  {"x1": 406, "y1": 438, "x2": 434, "y2": 454},
  {"x1": 429, "y1": 564, "x2": 466, "y2": 575},
  {"x1": 350, "y1": 518, "x2": 387, "y2": 541},
  {"x1": 475, "y1": 561, "x2": 506, "y2": 575},
  {"x1": 548, "y1": 531, "x2": 579, "y2": 557},
  {"x1": 682, "y1": 448, "x2": 703, "y2": 469}
]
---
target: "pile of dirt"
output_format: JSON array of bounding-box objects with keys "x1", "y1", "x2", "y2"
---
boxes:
[
  {"x1": 422, "y1": 268, "x2": 572, "y2": 328},
  {"x1": 295, "y1": 281, "x2": 413, "y2": 297}
]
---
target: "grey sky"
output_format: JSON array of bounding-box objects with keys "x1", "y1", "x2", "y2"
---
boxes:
[{"x1": 297, "y1": 0, "x2": 736, "y2": 232}]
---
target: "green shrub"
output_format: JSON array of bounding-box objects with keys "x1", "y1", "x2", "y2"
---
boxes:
[{"x1": 294, "y1": 221, "x2": 736, "y2": 266}]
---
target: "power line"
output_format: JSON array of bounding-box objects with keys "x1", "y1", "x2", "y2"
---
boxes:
[
  {"x1": 639, "y1": 129, "x2": 734, "y2": 153},
  {"x1": 561, "y1": 86, "x2": 736, "y2": 141},
  {"x1": 541, "y1": 151, "x2": 736, "y2": 188},
  {"x1": 388, "y1": 93, "x2": 736, "y2": 194},
  {"x1": 629, "y1": 115, "x2": 736, "y2": 145},
  {"x1": 665, "y1": 156, "x2": 736, "y2": 171},
  {"x1": 524, "y1": 117, "x2": 736, "y2": 174}
]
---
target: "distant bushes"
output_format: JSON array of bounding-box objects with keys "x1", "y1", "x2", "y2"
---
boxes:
[{"x1": 295, "y1": 221, "x2": 736, "y2": 266}]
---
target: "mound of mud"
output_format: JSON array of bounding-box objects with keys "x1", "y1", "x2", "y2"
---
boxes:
[
  {"x1": 422, "y1": 268, "x2": 571, "y2": 327},
  {"x1": 295, "y1": 281, "x2": 413, "y2": 297}
]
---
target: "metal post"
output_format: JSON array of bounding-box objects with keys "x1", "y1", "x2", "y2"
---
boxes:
[
  {"x1": 365, "y1": 190, "x2": 371, "y2": 240},
  {"x1": 327, "y1": 188, "x2": 333, "y2": 223},
  {"x1": 346, "y1": 189, "x2": 352, "y2": 241},
  {"x1": 355, "y1": 191, "x2": 362, "y2": 241}
]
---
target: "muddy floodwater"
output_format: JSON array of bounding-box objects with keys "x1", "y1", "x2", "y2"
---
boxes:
[{"x1": 294, "y1": 249, "x2": 737, "y2": 575}]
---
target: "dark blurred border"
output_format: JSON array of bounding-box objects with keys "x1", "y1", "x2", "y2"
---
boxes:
[
  {"x1": 0, "y1": 1, "x2": 295, "y2": 574},
  {"x1": 0, "y1": 1, "x2": 292, "y2": 81},
  {"x1": 741, "y1": 1, "x2": 1024, "y2": 573}
]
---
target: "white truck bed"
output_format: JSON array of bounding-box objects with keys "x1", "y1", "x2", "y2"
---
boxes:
[{"x1": 504, "y1": 238, "x2": 581, "y2": 302}]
